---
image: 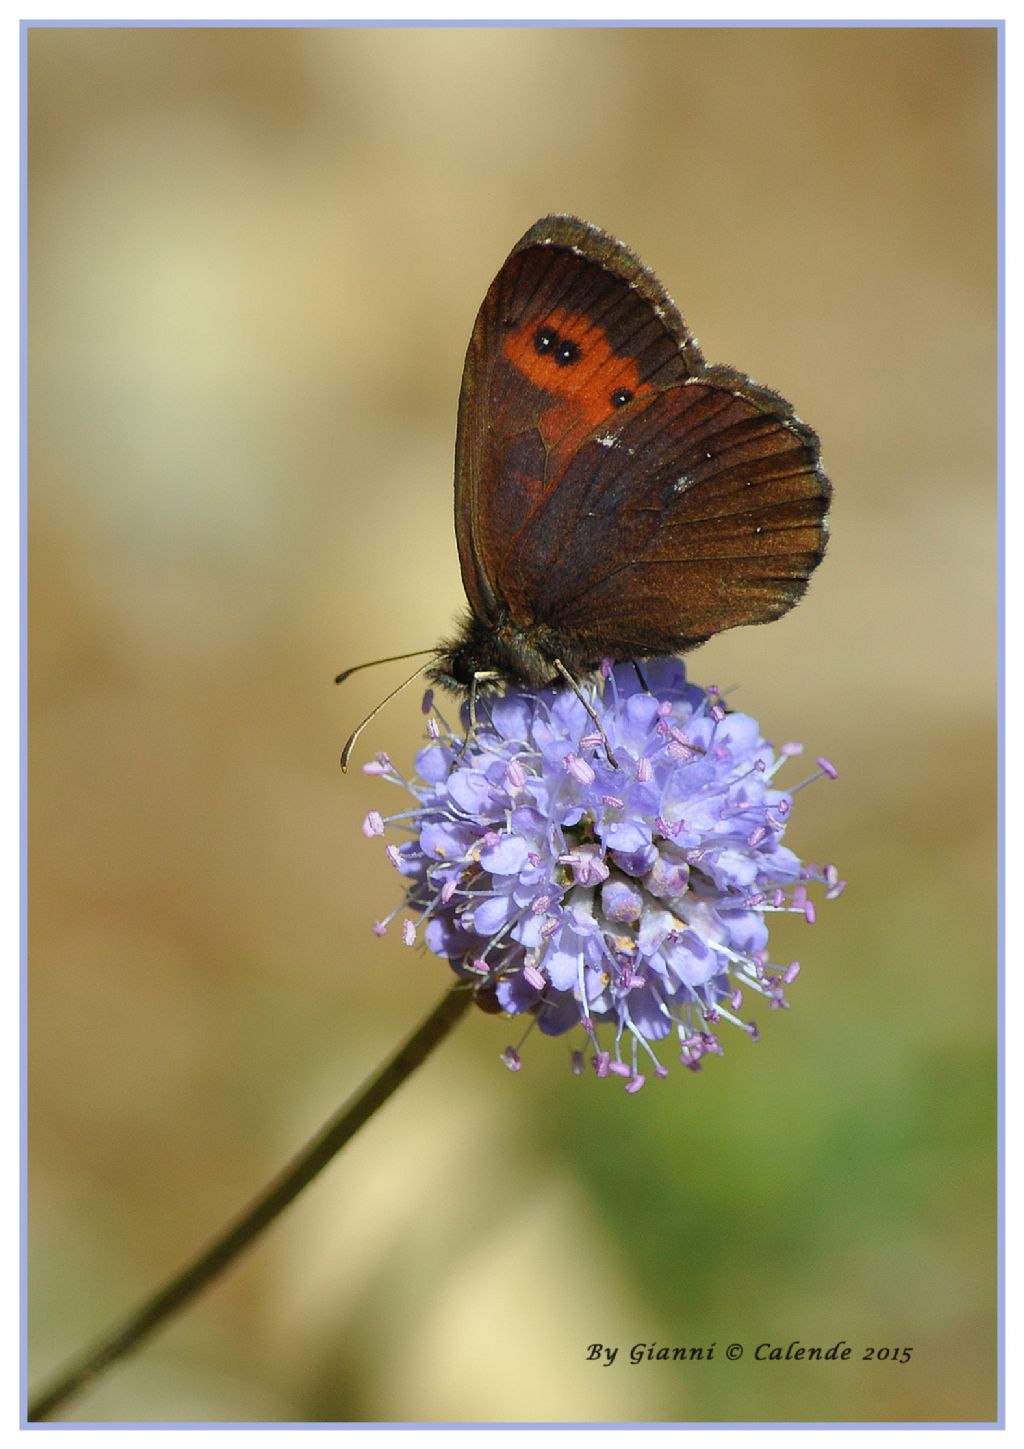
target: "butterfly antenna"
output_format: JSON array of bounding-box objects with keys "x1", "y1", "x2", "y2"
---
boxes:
[
  {"x1": 340, "y1": 661, "x2": 433, "y2": 772},
  {"x1": 334, "y1": 648, "x2": 434, "y2": 687},
  {"x1": 552, "y1": 658, "x2": 619, "y2": 770}
]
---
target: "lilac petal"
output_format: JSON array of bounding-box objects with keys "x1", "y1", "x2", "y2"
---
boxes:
[
  {"x1": 447, "y1": 769, "x2": 497, "y2": 815},
  {"x1": 419, "y1": 820, "x2": 473, "y2": 862},
  {"x1": 600, "y1": 816, "x2": 652, "y2": 853},
  {"x1": 713, "y1": 712, "x2": 760, "y2": 754},
  {"x1": 703, "y1": 848, "x2": 760, "y2": 890},
  {"x1": 535, "y1": 993, "x2": 585, "y2": 1036},
  {"x1": 488, "y1": 693, "x2": 534, "y2": 741},
  {"x1": 424, "y1": 915, "x2": 473, "y2": 957},
  {"x1": 627, "y1": 986, "x2": 674, "y2": 1040},
  {"x1": 542, "y1": 935, "x2": 585, "y2": 991},
  {"x1": 416, "y1": 743, "x2": 454, "y2": 782},
  {"x1": 638, "y1": 907, "x2": 675, "y2": 954},
  {"x1": 663, "y1": 929, "x2": 720, "y2": 988},
  {"x1": 479, "y1": 833, "x2": 530, "y2": 874},
  {"x1": 496, "y1": 972, "x2": 542, "y2": 1014},
  {"x1": 550, "y1": 690, "x2": 589, "y2": 736},
  {"x1": 632, "y1": 658, "x2": 687, "y2": 695},
  {"x1": 720, "y1": 909, "x2": 769, "y2": 955},
  {"x1": 471, "y1": 894, "x2": 514, "y2": 935}
]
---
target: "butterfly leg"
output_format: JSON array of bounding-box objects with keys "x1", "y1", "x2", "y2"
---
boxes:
[
  {"x1": 452, "y1": 670, "x2": 502, "y2": 763},
  {"x1": 632, "y1": 660, "x2": 652, "y2": 694},
  {"x1": 552, "y1": 658, "x2": 619, "y2": 770}
]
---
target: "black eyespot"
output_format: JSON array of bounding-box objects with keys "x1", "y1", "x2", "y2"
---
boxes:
[
  {"x1": 534, "y1": 326, "x2": 557, "y2": 354},
  {"x1": 611, "y1": 387, "x2": 634, "y2": 407},
  {"x1": 554, "y1": 339, "x2": 581, "y2": 366}
]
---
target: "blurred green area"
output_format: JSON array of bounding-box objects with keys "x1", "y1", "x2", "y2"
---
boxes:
[{"x1": 28, "y1": 25, "x2": 997, "y2": 1424}]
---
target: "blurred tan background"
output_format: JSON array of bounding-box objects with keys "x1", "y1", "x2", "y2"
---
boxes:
[{"x1": 28, "y1": 25, "x2": 997, "y2": 1424}]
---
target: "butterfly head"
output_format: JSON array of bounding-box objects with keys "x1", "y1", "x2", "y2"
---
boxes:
[{"x1": 431, "y1": 612, "x2": 568, "y2": 693}]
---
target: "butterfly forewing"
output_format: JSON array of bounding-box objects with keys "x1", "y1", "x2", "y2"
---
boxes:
[{"x1": 454, "y1": 217, "x2": 704, "y2": 624}]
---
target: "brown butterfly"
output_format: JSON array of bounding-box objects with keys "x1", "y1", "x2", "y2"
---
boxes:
[{"x1": 339, "y1": 216, "x2": 830, "y2": 764}]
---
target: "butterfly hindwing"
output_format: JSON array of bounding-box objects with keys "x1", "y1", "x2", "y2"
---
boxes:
[{"x1": 501, "y1": 373, "x2": 830, "y2": 657}]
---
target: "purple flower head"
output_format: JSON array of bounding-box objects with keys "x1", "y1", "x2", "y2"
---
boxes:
[{"x1": 363, "y1": 660, "x2": 842, "y2": 1090}]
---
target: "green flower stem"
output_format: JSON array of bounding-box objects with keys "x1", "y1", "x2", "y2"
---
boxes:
[{"x1": 28, "y1": 983, "x2": 475, "y2": 1422}]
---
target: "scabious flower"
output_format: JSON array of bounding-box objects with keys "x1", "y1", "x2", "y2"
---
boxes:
[{"x1": 363, "y1": 659, "x2": 842, "y2": 1089}]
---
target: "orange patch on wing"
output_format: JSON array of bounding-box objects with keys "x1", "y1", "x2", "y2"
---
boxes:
[{"x1": 502, "y1": 307, "x2": 651, "y2": 451}]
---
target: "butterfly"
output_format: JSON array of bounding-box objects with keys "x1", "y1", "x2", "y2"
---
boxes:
[{"x1": 339, "y1": 215, "x2": 830, "y2": 765}]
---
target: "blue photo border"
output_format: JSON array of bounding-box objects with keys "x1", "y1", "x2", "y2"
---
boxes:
[{"x1": 18, "y1": 14, "x2": 1008, "y2": 1437}]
